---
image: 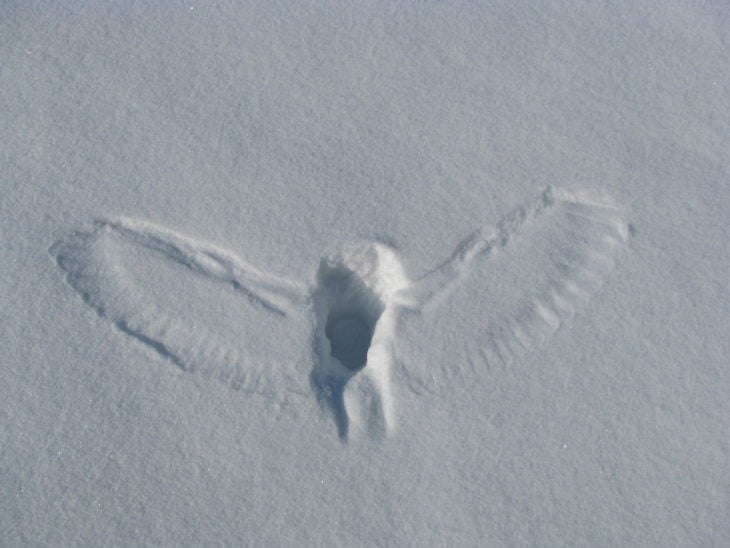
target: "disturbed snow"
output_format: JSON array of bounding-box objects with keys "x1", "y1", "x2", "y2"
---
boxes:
[{"x1": 1, "y1": 2, "x2": 728, "y2": 545}]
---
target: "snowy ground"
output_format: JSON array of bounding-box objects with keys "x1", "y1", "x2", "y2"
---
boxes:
[{"x1": 1, "y1": 2, "x2": 728, "y2": 545}]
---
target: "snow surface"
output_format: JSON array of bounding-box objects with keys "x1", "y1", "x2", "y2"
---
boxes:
[{"x1": 1, "y1": 1, "x2": 728, "y2": 545}]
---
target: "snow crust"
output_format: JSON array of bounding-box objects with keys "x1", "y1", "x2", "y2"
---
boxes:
[{"x1": 1, "y1": 2, "x2": 728, "y2": 545}]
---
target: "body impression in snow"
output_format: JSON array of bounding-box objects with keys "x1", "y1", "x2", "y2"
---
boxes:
[{"x1": 51, "y1": 187, "x2": 629, "y2": 439}]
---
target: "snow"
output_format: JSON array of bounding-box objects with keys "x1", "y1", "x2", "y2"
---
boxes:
[{"x1": 1, "y1": 1, "x2": 728, "y2": 545}]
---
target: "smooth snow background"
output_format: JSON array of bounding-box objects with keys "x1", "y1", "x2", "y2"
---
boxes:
[{"x1": 1, "y1": 1, "x2": 728, "y2": 545}]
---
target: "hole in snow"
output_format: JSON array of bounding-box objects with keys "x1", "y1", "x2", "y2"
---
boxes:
[
  {"x1": 316, "y1": 256, "x2": 385, "y2": 373},
  {"x1": 325, "y1": 313, "x2": 373, "y2": 371},
  {"x1": 310, "y1": 242, "x2": 407, "y2": 438}
]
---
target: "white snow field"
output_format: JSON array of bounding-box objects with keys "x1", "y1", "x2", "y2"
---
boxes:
[{"x1": 1, "y1": 2, "x2": 728, "y2": 545}]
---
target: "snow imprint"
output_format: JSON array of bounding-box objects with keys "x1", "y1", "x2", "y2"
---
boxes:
[
  {"x1": 51, "y1": 186, "x2": 629, "y2": 439},
  {"x1": 400, "y1": 187, "x2": 630, "y2": 393}
]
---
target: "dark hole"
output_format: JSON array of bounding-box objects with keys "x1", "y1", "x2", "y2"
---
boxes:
[{"x1": 325, "y1": 313, "x2": 373, "y2": 371}]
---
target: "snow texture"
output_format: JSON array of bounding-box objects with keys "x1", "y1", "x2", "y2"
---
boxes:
[{"x1": 1, "y1": 1, "x2": 728, "y2": 545}]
